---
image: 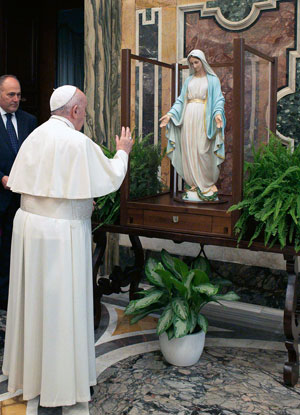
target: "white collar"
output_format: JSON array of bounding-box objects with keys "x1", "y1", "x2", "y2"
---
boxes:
[
  {"x1": 0, "y1": 107, "x2": 16, "y2": 117},
  {"x1": 50, "y1": 115, "x2": 75, "y2": 130}
]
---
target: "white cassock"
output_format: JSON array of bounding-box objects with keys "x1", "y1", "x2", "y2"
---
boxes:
[{"x1": 2, "y1": 115, "x2": 128, "y2": 407}]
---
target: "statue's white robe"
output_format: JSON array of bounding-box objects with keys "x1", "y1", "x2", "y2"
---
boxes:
[{"x1": 2, "y1": 116, "x2": 128, "y2": 407}]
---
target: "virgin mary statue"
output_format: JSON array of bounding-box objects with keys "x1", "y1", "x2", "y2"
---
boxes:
[{"x1": 160, "y1": 49, "x2": 226, "y2": 202}]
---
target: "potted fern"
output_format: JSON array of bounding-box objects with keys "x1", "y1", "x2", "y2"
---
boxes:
[
  {"x1": 125, "y1": 249, "x2": 239, "y2": 366},
  {"x1": 228, "y1": 135, "x2": 300, "y2": 251}
]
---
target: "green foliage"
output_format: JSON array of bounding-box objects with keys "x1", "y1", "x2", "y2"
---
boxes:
[
  {"x1": 92, "y1": 135, "x2": 167, "y2": 228},
  {"x1": 129, "y1": 133, "x2": 167, "y2": 199},
  {"x1": 228, "y1": 134, "x2": 300, "y2": 250},
  {"x1": 124, "y1": 249, "x2": 239, "y2": 339}
]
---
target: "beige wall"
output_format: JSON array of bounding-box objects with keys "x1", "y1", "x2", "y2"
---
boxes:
[{"x1": 121, "y1": 0, "x2": 206, "y2": 61}]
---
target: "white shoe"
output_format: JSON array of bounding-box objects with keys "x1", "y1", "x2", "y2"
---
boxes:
[
  {"x1": 26, "y1": 396, "x2": 39, "y2": 415},
  {"x1": 62, "y1": 402, "x2": 89, "y2": 414}
]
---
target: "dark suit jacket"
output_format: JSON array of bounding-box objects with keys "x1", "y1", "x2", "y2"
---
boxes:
[{"x1": 0, "y1": 108, "x2": 37, "y2": 214}]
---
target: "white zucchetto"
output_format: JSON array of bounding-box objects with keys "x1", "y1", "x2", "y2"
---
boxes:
[{"x1": 50, "y1": 85, "x2": 77, "y2": 111}]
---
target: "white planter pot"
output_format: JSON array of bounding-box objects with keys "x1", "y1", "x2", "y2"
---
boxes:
[{"x1": 159, "y1": 330, "x2": 206, "y2": 366}]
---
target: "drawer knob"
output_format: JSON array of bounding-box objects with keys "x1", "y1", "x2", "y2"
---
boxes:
[{"x1": 172, "y1": 216, "x2": 179, "y2": 223}]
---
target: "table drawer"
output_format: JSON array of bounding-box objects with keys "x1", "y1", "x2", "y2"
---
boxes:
[
  {"x1": 212, "y1": 216, "x2": 231, "y2": 235},
  {"x1": 144, "y1": 210, "x2": 212, "y2": 233},
  {"x1": 127, "y1": 209, "x2": 144, "y2": 225}
]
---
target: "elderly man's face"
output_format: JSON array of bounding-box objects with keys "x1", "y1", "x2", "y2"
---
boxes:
[{"x1": 0, "y1": 77, "x2": 21, "y2": 113}]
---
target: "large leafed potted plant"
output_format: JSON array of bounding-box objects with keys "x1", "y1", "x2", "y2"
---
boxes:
[{"x1": 125, "y1": 249, "x2": 239, "y2": 366}]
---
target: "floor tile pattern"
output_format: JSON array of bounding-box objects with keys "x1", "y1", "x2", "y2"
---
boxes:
[
  {"x1": 0, "y1": 292, "x2": 298, "y2": 414},
  {"x1": 90, "y1": 348, "x2": 300, "y2": 415}
]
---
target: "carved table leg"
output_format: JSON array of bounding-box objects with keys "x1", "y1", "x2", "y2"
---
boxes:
[
  {"x1": 92, "y1": 230, "x2": 107, "y2": 329},
  {"x1": 283, "y1": 254, "x2": 300, "y2": 386},
  {"x1": 129, "y1": 235, "x2": 144, "y2": 300}
]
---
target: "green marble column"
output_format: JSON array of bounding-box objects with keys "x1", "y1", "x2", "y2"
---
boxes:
[
  {"x1": 85, "y1": 0, "x2": 122, "y2": 272},
  {"x1": 84, "y1": 0, "x2": 121, "y2": 148}
]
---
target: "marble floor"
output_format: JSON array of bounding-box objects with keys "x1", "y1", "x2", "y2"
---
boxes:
[{"x1": 0, "y1": 286, "x2": 299, "y2": 414}]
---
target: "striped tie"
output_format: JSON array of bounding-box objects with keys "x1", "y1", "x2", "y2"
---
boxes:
[{"x1": 5, "y1": 113, "x2": 19, "y2": 154}]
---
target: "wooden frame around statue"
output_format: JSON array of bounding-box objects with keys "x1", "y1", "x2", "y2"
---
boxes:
[{"x1": 119, "y1": 38, "x2": 278, "y2": 239}]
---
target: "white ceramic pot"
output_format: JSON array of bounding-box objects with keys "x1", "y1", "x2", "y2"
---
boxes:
[{"x1": 159, "y1": 330, "x2": 206, "y2": 366}]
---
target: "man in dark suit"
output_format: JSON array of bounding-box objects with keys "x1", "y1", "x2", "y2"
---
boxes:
[{"x1": 0, "y1": 75, "x2": 37, "y2": 309}]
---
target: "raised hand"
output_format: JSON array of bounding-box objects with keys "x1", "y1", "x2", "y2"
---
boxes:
[{"x1": 115, "y1": 126, "x2": 133, "y2": 154}]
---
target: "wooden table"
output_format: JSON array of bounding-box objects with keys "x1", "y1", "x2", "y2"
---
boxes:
[{"x1": 92, "y1": 223, "x2": 300, "y2": 387}]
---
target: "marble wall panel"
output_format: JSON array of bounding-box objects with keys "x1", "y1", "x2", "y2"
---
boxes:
[
  {"x1": 111, "y1": 0, "x2": 122, "y2": 144},
  {"x1": 277, "y1": 60, "x2": 300, "y2": 142},
  {"x1": 84, "y1": 1, "x2": 96, "y2": 139},
  {"x1": 184, "y1": 2, "x2": 294, "y2": 89},
  {"x1": 85, "y1": 0, "x2": 122, "y2": 272},
  {"x1": 207, "y1": 0, "x2": 265, "y2": 22},
  {"x1": 136, "y1": 9, "x2": 159, "y2": 139},
  {"x1": 84, "y1": 0, "x2": 121, "y2": 147}
]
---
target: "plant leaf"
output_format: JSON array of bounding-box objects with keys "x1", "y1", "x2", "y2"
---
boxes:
[
  {"x1": 145, "y1": 258, "x2": 165, "y2": 288},
  {"x1": 165, "y1": 273, "x2": 188, "y2": 297},
  {"x1": 166, "y1": 326, "x2": 174, "y2": 340},
  {"x1": 157, "y1": 305, "x2": 174, "y2": 336},
  {"x1": 173, "y1": 257, "x2": 189, "y2": 280},
  {"x1": 129, "y1": 307, "x2": 161, "y2": 324},
  {"x1": 173, "y1": 316, "x2": 190, "y2": 338},
  {"x1": 155, "y1": 269, "x2": 174, "y2": 290},
  {"x1": 192, "y1": 269, "x2": 209, "y2": 286},
  {"x1": 160, "y1": 249, "x2": 182, "y2": 279},
  {"x1": 197, "y1": 314, "x2": 208, "y2": 334},
  {"x1": 124, "y1": 300, "x2": 138, "y2": 315},
  {"x1": 193, "y1": 283, "x2": 219, "y2": 296},
  {"x1": 131, "y1": 290, "x2": 164, "y2": 311},
  {"x1": 212, "y1": 292, "x2": 240, "y2": 301},
  {"x1": 171, "y1": 297, "x2": 189, "y2": 320},
  {"x1": 192, "y1": 256, "x2": 211, "y2": 276},
  {"x1": 188, "y1": 309, "x2": 197, "y2": 334},
  {"x1": 184, "y1": 271, "x2": 195, "y2": 299}
]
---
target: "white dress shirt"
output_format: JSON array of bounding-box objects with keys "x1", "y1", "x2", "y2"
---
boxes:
[{"x1": 0, "y1": 107, "x2": 19, "y2": 138}]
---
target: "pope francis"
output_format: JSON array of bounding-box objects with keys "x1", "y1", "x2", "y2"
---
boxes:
[{"x1": 2, "y1": 85, "x2": 133, "y2": 414}]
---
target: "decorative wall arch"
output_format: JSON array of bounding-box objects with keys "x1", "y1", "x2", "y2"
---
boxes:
[{"x1": 178, "y1": 1, "x2": 278, "y2": 32}]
